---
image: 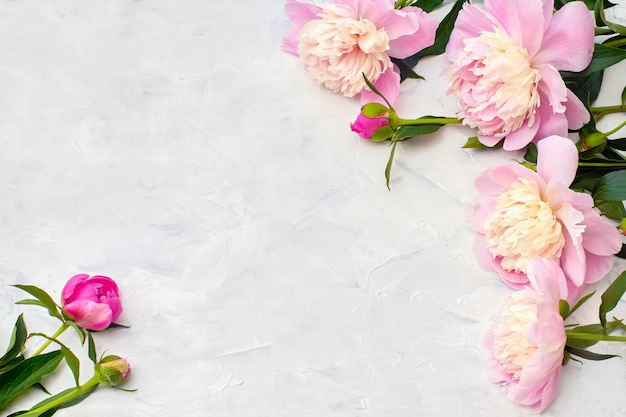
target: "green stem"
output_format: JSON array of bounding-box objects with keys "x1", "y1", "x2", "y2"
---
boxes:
[
  {"x1": 31, "y1": 322, "x2": 69, "y2": 357},
  {"x1": 566, "y1": 331, "x2": 626, "y2": 343},
  {"x1": 590, "y1": 105, "x2": 626, "y2": 116},
  {"x1": 604, "y1": 118, "x2": 626, "y2": 137},
  {"x1": 578, "y1": 161, "x2": 626, "y2": 168},
  {"x1": 604, "y1": 38, "x2": 626, "y2": 48},
  {"x1": 397, "y1": 117, "x2": 462, "y2": 126},
  {"x1": 595, "y1": 27, "x2": 615, "y2": 36},
  {"x1": 17, "y1": 376, "x2": 100, "y2": 417}
]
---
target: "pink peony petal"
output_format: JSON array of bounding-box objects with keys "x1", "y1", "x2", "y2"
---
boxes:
[
  {"x1": 533, "y1": 1, "x2": 594, "y2": 71},
  {"x1": 558, "y1": 218, "x2": 587, "y2": 287},
  {"x1": 61, "y1": 274, "x2": 89, "y2": 304},
  {"x1": 564, "y1": 89, "x2": 591, "y2": 130},
  {"x1": 360, "y1": 66, "x2": 400, "y2": 105},
  {"x1": 580, "y1": 210, "x2": 623, "y2": 256},
  {"x1": 446, "y1": 4, "x2": 499, "y2": 62},
  {"x1": 501, "y1": 119, "x2": 540, "y2": 151},
  {"x1": 282, "y1": 0, "x2": 322, "y2": 55},
  {"x1": 536, "y1": 135, "x2": 578, "y2": 186},
  {"x1": 64, "y1": 299, "x2": 113, "y2": 331},
  {"x1": 536, "y1": 64, "x2": 567, "y2": 113},
  {"x1": 483, "y1": 0, "x2": 546, "y2": 57},
  {"x1": 385, "y1": 7, "x2": 438, "y2": 58},
  {"x1": 583, "y1": 251, "x2": 616, "y2": 285}
]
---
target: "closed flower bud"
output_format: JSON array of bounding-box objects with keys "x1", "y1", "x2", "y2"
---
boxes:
[
  {"x1": 581, "y1": 132, "x2": 607, "y2": 151},
  {"x1": 97, "y1": 355, "x2": 131, "y2": 387}
]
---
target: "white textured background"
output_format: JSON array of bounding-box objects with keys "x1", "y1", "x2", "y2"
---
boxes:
[{"x1": 0, "y1": 1, "x2": 625, "y2": 416}]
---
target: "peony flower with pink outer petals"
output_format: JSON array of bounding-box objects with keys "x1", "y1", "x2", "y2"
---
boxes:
[
  {"x1": 470, "y1": 135, "x2": 622, "y2": 291},
  {"x1": 485, "y1": 257, "x2": 568, "y2": 412},
  {"x1": 445, "y1": 0, "x2": 594, "y2": 150},
  {"x1": 282, "y1": 0, "x2": 438, "y2": 105},
  {"x1": 61, "y1": 274, "x2": 122, "y2": 331}
]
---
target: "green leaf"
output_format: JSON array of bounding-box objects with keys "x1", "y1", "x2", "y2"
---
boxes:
[
  {"x1": 0, "y1": 314, "x2": 27, "y2": 370},
  {"x1": 584, "y1": 43, "x2": 626, "y2": 75},
  {"x1": 462, "y1": 136, "x2": 488, "y2": 148},
  {"x1": 29, "y1": 333, "x2": 81, "y2": 387},
  {"x1": 567, "y1": 291, "x2": 596, "y2": 320},
  {"x1": 393, "y1": 124, "x2": 442, "y2": 141},
  {"x1": 13, "y1": 384, "x2": 99, "y2": 417},
  {"x1": 523, "y1": 142, "x2": 538, "y2": 164},
  {"x1": 608, "y1": 137, "x2": 626, "y2": 150},
  {"x1": 362, "y1": 74, "x2": 392, "y2": 108},
  {"x1": 599, "y1": 270, "x2": 626, "y2": 328},
  {"x1": 385, "y1": 141, "x2": 398, "y2": 190},
  {"x1": 566, "y1": 319, "x2": 618, "y2": 348},
  {"x1": 563, "y1": 70, "x2": 604, "y2": 105},
  {"x1": 65, "y1": 321, "x2": 86, "y2": 345},
  {"x1": 596, "y1": 200, "x2": 626, "y2": 219},
  {"x1": 593, "y1": 170, "x2": 626, "y2": 201},
  {"x1": 415, "y1": 0, "x2": 466, "y2": 59},
  {"x1": 565, "y1": 345, "x2": 619, "y2": 361},
  {"x1": 11, "y1": 285, "x2": 62, "y2": 320},
  {"x1": 0, "y1": 350, "x2": 64, "y2": 409},
  {"x1": 87, "y1": 333, "x2": 97, "y2": 364},
  {"x1": 410, "y1": 0, "x2": 444, "y2": 13},
  {"x1": 391, "y1": 57, "x2": 424, "y2": 82}
]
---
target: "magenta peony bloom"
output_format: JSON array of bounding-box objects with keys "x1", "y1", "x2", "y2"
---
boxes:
[
  {"x1": 282, "y1": 0, "x2": 438, "y2": 105},
  {"x1": 62, "y1": 274, "x2": 122, "y2": 331},
  {"x1": 350, "y1": 113, "x2": 390, "y2": 138},
  {"x1": 485, "y1": 258, "x2": 567, "y2": 412},
  {"x1": 470, "y1": 136, "x2": 622, "y2": 291},
  {"x1": 445, "y1": 0, "x2": 594, "y2": 150}
]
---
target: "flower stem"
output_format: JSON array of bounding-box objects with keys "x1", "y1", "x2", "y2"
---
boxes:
[
  {"x1": 604, "y1": 38, "x2": 626, "y2": 48},
  {"x1": 31, "y1": 322, "x2": 69, "y2": 357},
  {"x1": 590, "y1": 105, "x2": 626, "y2": 116},
  {"x1": 17, "y1": 375, "x2": 100, "y2": 417},
  {"x1": 578, "y1": 161, "x2": 626, "y2": 168},
  {"x1": 566, "y1": 331, "x2": 626, "y2": 342},
  {"x1": 604, "y1": 118, "x2": 626, "y2": 137},
  {"x1": 397, "y1": 117, "x2": 462, "y2": 126}
]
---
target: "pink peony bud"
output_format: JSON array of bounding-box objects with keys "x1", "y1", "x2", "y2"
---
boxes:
[
  {"x1": 97, "y1": 355, "x2": 131, "y2": 387},
  {"x1": 350, "y1": 113, "x2": 390, "y2": 139},
  {"x1": 61, "y1": 274, "x2": 122, "y2": 331}
]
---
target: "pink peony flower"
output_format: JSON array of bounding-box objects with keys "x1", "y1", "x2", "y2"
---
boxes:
[
  {"x1": 485, "y1": 258, "x2": 567, "y2": 412},
  {"x1": 282, "y1": 0, "x2": 438, "y2": 105},
  {"x1": 350, "y1": 113, "x2": 390, "y2": 138},
  {"x1": 445, "y1": 0, "x2": 594, "y2": 150},
  {"x1": 62, "y1": 274, "x2": 122, "y2": 331},
  {"x1": 470, "y1": 135, "x2": 622, "y2": 291}
]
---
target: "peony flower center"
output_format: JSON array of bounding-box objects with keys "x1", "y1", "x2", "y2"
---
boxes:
[
  {"x1": 297, "y1": 5, "x2": 391, "y2": 97},
  {"x1": 483, "y1": 177, "x2": 564, "y2": 272},
  {"x1": 492, "y1": 289, "x2": 539, "y2": 380},
  {"x1": 448, "y1": 27, "x2": 541, "y2": 137}
]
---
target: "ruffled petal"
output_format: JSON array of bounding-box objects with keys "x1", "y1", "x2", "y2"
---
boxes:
[
  {"x1": 536, "y1": 135, "x2": 578, "y2": 186},
  {"x1": 533, "y1": 1, "x2": 594, "y2": 71},
  {"x1": 61, "y1": 274, "x2": 89, "y2": 304},
  {"x1": 483, "y1": 0, "x2": 546, "y2": 57},
  {"x1": 536, "y1": 64, "x2": 567, "y2": 113},
  {"x1": 564, "y1": 89, "x2": 591, "y2": 130},
  {"x1": 386, "y1": 7, "x2": 438, "y2": 58}
]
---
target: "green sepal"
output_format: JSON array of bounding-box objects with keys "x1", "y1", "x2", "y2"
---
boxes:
[
  {"x1": 370, "y1": 125, "x2": 395, "y2": 142},
  {"x1": 593, "y1": 170, "x2": 626, "y2": 201},
  {"x1": 559, "y1": 300, "x2": 570, "y2": 320},
  {"x1": 0, "y1": 314, "x2": 27, "y2": 370},
  {"x1": 11, "y1": 285, "x2": 62, "y2": 321},
  {"x1": 599, "y1": 270, "x2": 626, "y2": 329},
  {"x1": 361, "y1": 102, "x2": 389, "y2": 118},
  {"x1": 565, "y1": 345, "x2": 619, "y2": 361},
  {"x1": 391, "y1": 57, "x2": 424, "y2": 82},
  {"x1": 362, "y1": 74, "x2": 393, "y2": 108},
  {"x1": 0, "y1": 350, "x2": 64, "y2": 409}
]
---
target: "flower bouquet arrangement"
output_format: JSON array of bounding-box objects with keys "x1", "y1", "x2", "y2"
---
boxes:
[
  {"x1": 283, "y1": 0, "x2": 626, "y2": 411},
  {"x1": 0, "y1": 275, "x2": 133, "y2": 416}
]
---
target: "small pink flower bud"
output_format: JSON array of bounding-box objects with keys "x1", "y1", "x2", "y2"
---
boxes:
[{"x1": 97, "y1": 355, "x2": 131, "y2": 387}]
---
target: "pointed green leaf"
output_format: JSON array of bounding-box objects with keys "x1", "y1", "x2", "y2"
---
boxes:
[
  {"x1": 11, "y1": 285, "x2": 62, "y2": 320},
  {"x1": 390, "y1": 57, "x2": 424, "y2": 82},
  {"x1": 566, "y1": 319, "x2": 619, "y2": 348},
  {"x1": 0, "y1": 350, "x2": 64, "y2": 409},
  {"x1": 393, "y1": 124, "x2": 441, "y2": 141},
  {"x1": 596, "y1": 200, "x2": 626, "y2": 220},
  {"x1": 608, "y1": 137, "x2": 626, "y2": 150},
  {"x1": 409, "y1": 0, "x2": 444, "y2": 13},
  {"x1": 0, "y1": 314, "x2": 27, "y2": 369},
  {"x1": 593, "y1": 170, "x2": 626, "y2": 201},
  {"x1": 362, "y1": 74, "x2": 393, "y2": 108},
  {"x1": 565, "y1": 345, "x2": 619, "y2": 361},
  {"x1": 599, "y1": 270, "x2": 626, "y2": 328},
  {"x1": 584, "y1": 43, "x2": 626, "y2": 75},
  {"x1": 87, "y1": 333, "x2": 97, "y2": 364},
  {"x1": 417, "y1": 0, "x2": 466, "y2": 59},
  {"x1": 462, "y1": 137, "x2": 487, "y2": 148},
  {"x1": 385, "y1": 141, "x2": 398, "y2": 190},
  {"x1": 567, "y1": 291, "x2": 596, "y2": 319}
]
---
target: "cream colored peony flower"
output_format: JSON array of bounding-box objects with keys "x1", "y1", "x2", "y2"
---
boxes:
[{"x1": 297, "y1": 6, "x2": 392, "y2": 97}]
